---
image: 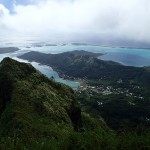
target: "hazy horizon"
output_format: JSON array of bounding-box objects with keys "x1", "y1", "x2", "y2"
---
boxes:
[{"x1": 0, "y1": 0, "x2": 150, "y2": 48}]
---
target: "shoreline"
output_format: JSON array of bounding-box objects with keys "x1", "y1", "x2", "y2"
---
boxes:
[{"x1": 29, "y1": 61, "x2": 82, "y2": 89}]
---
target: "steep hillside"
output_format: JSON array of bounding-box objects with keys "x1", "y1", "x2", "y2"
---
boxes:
[{"x1": 0, "y1": 58, "x2": 82, "y2": 148}]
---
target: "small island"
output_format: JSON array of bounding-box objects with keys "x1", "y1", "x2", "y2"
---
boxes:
[{"x1": 0, "y1": 47, "x2": 19, "y2": 54}]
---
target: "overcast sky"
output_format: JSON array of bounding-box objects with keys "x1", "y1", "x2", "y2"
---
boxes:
[{"x1": 0, "y1": 0, "x2": 150, "y2": 46}]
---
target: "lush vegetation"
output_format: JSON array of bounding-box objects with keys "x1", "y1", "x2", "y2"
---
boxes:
[
  {"x1": 0, "y1": 57, "x2": 150, "y2": 149},
  {"x1": 77, "y1": 90, "x2": 150, "y2": 130}
]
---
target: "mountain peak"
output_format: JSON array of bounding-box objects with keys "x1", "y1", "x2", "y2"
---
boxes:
[
  {"x1": 0, "y1": 57, "x2": 37, "y2": 80},
  {"x1": 1, "y1": 57, "x2": 16, "y2": 64}
]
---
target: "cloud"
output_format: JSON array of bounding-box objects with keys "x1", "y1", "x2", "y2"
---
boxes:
[
  {"x1": 0, "y1": 0, "x2": 150, "y2": 44},
  {"x1": 0, "y1": 4, "x2": 9, "y2": 16},
  {"x1": 0, "y1": 4, "x2": 10, "y2": 33}
]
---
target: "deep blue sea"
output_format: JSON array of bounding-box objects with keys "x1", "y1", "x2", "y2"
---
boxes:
[{"x1": 1, "y1": 42, "x2": 150, "y2": 88}]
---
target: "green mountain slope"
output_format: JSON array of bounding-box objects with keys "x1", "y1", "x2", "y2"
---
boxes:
[{"x1": 0, "y1": 58, "x2": 82, "y2": 148}]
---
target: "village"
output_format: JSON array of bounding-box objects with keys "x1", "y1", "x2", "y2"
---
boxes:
[{"x1": 74, "y1": 77, "x2": 144, "y2": 101}]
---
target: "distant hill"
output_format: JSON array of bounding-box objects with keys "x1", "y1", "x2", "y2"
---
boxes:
[
  {"x1": 18, "y1": 50, "x2": 102, "y2": 62},
  {"x1": 0, "y1": 47, "x2": 19, "y2": 54},
  {"x1": 19, "y1": 50, "x2": 150, "y2": 86}
]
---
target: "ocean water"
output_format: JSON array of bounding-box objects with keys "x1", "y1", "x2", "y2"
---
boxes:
[
  {"x1": 99, "y1": 52, "x2": 150, "y2": 67},
  {"x1": 1, "y1": 43, "x2": 150, "y2": 88}
]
